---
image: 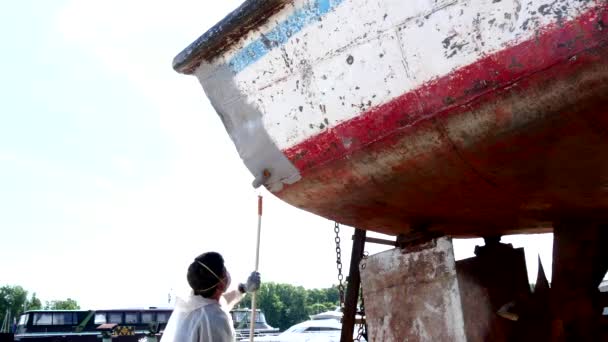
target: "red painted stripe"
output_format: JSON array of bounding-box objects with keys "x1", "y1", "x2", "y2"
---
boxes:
[
  {"x1": 258, "y1": 195, "x2": 263, "y2": 216},
  {"x1": 283, "y1": 5, "x2": 608, "y2": 172}
]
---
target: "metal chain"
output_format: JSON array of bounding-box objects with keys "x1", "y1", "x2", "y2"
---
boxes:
[
  {"x1": 355, "y1": 323, "x2": 365, "y2": 341},
  {"x1": 355, "y1": 252, "x2": 369, "y2": 341},
  {"x1": 334, "y1": 222, "x2": 345, "y2": 309},
  {"x1": 355, "y1": 287, "x2": 366, "y2": 341}
]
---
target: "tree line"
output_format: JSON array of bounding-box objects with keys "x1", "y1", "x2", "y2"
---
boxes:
[
  {"x1": 2, "y1": 283, "x2": 340, "y2": 333},
  {"x1": 235, "y1": 282, "x2": 340, "y2": 331},
  {"x1": 0, "y1": 285, "x2": 80, "y2": 325}
]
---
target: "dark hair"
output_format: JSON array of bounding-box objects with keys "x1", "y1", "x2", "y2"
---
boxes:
[{"x1": 187, "y1": 252, "x2": 225, "y2": 298}]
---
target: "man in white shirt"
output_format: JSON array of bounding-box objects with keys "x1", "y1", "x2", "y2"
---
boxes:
[{"x1": 161, "y1": 252, "x2": 261, "y2": 342}]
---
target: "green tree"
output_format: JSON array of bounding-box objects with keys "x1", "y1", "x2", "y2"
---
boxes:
[
  {"x1": 324, "y1": 285, "x2": 340, "y2": 305},
  {"x1": 26, "y1": 293, "x2": 42, "y2": 311},
  {"x1": 306, "y1": 303, "x2": 328, "y2": 315},
  {"x1": 279, "y1": 284, "x2": 308, "y2": 329},
  {"x1": 45, "y1": 298, "x2": 80, "y2": 310},
  {"x1": 0, "y1": 285, "x2": 28, "y2": 326},
  {"x1": 254, "y1": 284, "x2": 284, "y2": 330},
  {"x1": 307, "y1": 289, "x2": 326, "y2": 305},
  {"x1": 237, "y1": 283, "x2": 341, "y2": 331}
]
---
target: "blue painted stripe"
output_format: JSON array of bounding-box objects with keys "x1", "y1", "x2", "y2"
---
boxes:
[{"x1": 228, "y1": 0, "x2": 345, "y2": 73}]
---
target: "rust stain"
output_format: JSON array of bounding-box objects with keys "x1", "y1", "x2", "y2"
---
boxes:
[{"x1": 277, "y1": 43, "x2": 608, "y2": 237}]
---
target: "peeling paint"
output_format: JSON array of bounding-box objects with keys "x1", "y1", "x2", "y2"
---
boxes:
[{"x1": 177, "y1": 0, "x2": 608, "y2": 233}]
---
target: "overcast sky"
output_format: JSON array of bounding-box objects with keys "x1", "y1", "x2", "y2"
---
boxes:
[{"x1": 0, "y1": 0, "x2": 554, "y2": 309}]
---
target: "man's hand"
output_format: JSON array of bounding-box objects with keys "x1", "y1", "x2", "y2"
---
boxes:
[{"x1": 238, "y1": 272, "x2": 261, "y2": 293}]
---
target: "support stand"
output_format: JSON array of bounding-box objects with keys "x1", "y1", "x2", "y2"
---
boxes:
[
  {"x1": 341, "y1": 228, "x2": 366, "y2": 342},
  {"x1": 360, "y1": 236, "x2": 468, "y2": 342}
]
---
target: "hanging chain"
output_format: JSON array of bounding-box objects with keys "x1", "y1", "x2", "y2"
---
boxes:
[
  {"x1": 355, "y1": 321, "x2": 365, "y2": 341},
  {"x1": 334, "y1": 222, "x2": 345, "y2": 309},
  {"x1": 355, "y1": 251, "x2": 369, "y2": 341},
  {"x1": 355, "y1": 285, "x2": 366, "y2": 341}
]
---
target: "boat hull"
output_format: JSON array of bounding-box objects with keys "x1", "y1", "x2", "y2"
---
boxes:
[{"x1": 175, "y1": 0, "x2": 608, "y2": 235}]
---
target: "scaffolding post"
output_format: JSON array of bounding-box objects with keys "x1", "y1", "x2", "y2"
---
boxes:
[{"x1": 341, "y1": 228, "x2": 366, "y2": 342}]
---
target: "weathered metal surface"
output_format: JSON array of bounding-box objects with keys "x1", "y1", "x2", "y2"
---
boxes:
[
  {"x1": 176, "y1": 0, "x2": 608, "y2": 236},
  {"x1": 508, "y1": 257, "x2": 553, "y2": 341},
  {"x1": 360, "y1": 235, "x2": 577, "y2": 341},
  {"x1": 173, "y1": 0, "x2": 290, "y2": 75},
  {"x1": 360, "y1": 237, "x2": 467, "y2": 341},
  {"x1": 456, "y1": 240, "x2": 530, "y2": 341},
  {"x1": 550, "y1": 222, "x2": 608, "y2": 340}
]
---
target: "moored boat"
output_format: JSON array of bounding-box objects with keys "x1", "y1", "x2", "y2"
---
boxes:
[
  {"x1": 242, "y1": 318, "x2": 366, "y2": 342},
  {"x1": 231, "y1": 308, "x2": 279, "y2": 339},
  {"x1": 14, "y1": 308, "x2": 171, "y2": 341}
]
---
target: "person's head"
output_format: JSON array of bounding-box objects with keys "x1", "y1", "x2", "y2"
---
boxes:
[{"x1": 187, "y1": 252, "x2": 231, "y2": 299}]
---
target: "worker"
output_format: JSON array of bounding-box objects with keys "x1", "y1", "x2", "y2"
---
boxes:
[{"x1": 161, "y1": 252, "x2": 261, "y2": 342}]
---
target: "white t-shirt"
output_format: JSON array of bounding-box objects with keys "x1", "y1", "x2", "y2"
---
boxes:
[{"x1": 161, "y1": 292, "x2": 242, "y2": 342}]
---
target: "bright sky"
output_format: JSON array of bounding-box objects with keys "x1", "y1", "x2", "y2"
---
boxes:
[{"x1": 0, "y1": 0, "x2": 553, "y2": 310}]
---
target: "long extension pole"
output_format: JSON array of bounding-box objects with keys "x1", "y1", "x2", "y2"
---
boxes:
[{"x1": 250, "y1": 195, "x2": 263, "y2": 342}]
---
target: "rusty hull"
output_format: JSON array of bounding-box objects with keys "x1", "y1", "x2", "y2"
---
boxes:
[
  {"x1": 175, "y1": 0, "x2": 608, "y2": 237},
  {"x1": 277, "y1": 42, "x2": 608, "y2": 236}
]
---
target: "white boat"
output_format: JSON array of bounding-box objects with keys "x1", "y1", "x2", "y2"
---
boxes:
[
  {"x1": 174, "y1": 0, "x2": 608, "y2": 237},
  {"x1": 231, "y1": 308, "x2": 280, "y2": 339},
  {"x1": 240, "y1": 318, "x2": 366, "y2": 342},
  {"x1": 309, "y1": 309, "x2": 342, "y2": 321},
  {"x1": 309, "y1": 308, "x2": 364, "y2": 324}
]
